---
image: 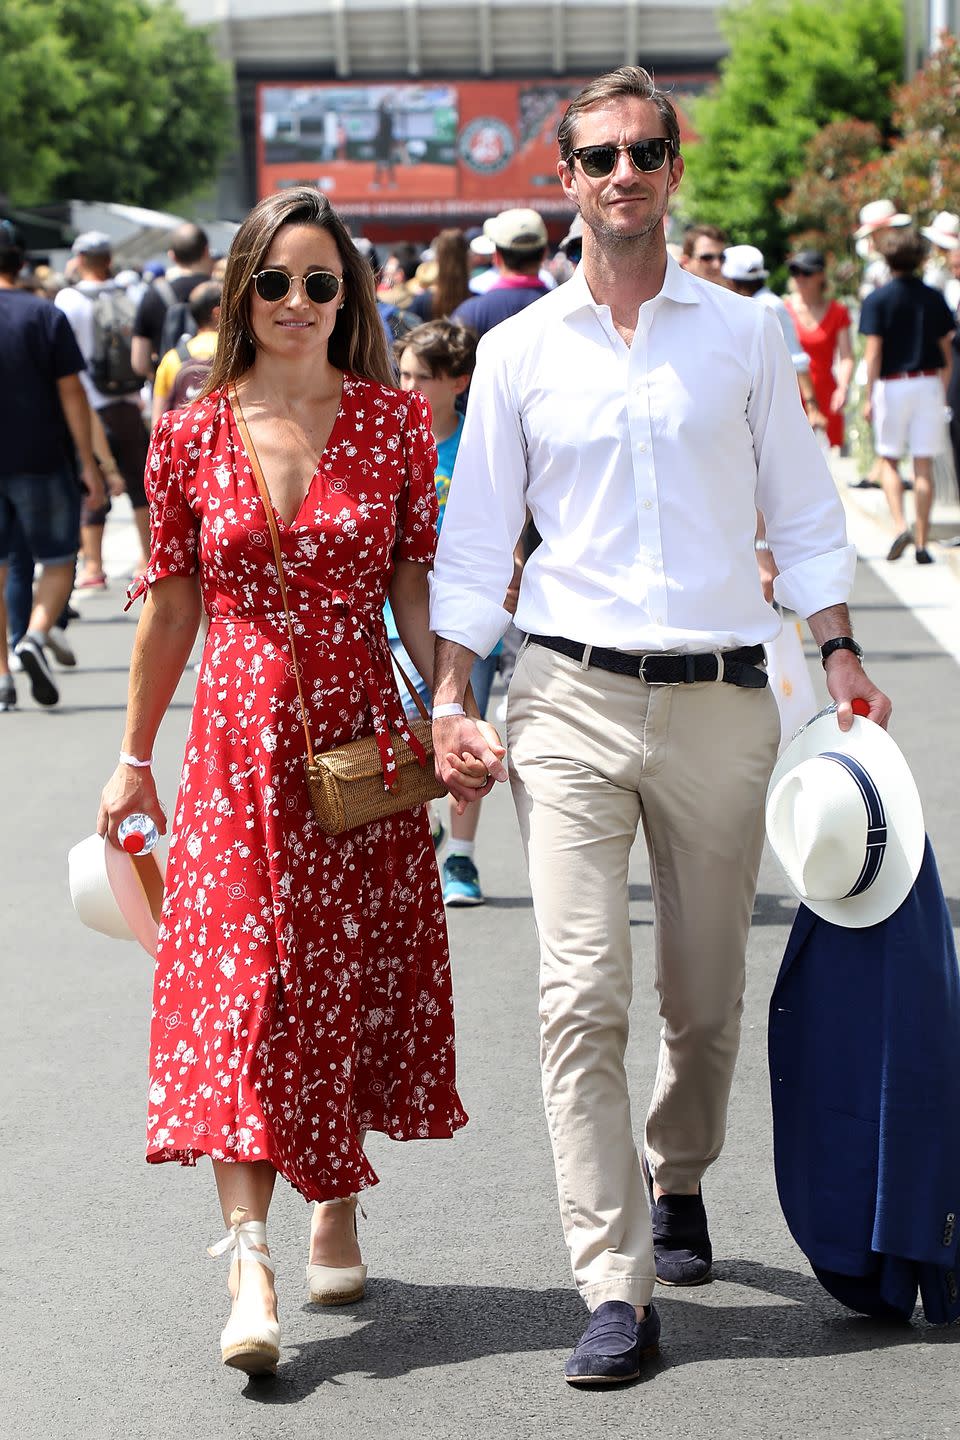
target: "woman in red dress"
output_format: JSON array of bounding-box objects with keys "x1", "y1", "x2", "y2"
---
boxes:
[
  {"x1": 784, "y1": 249, "x2": 855, "y2": 450},
  {"x1": 98, "y1": 189, "x2": 490, "y2": 1376}
]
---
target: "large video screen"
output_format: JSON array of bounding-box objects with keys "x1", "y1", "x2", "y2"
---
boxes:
[{"x1": 257, "y1": 77, "x2": 707, "y2": 214}]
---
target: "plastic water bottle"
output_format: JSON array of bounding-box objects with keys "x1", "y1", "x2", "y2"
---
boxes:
[{"x1": 117, "y1": 813, "x2": 160, "y2": 855}]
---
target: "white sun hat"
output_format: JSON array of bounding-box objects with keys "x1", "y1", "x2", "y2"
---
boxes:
[
  {"x1": 854, "y1": 199, "x2": 911, "y2": 240},
  {"x1": 920, "y1": 211, "x2": 960, "y2": 251},
  {"x1": 68, "y1": 833, "x2": 165, "y2": 957},
  {"x1": 766, "y1": 706, "x2": 924, "y2": 928}
]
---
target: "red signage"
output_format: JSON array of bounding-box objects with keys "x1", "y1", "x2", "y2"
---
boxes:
[{"x1": 256, "y1": 77, "x2": 709, "y2": 217}]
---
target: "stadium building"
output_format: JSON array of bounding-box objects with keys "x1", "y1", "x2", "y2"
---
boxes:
[{"x1": 180, "y1": 0, "x2": 728, "y2": 240}]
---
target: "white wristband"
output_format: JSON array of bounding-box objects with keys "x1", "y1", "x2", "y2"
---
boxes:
[
  {"x1": 119, "y1": 751, "x2": 154, "y2": 768},
  {"x1": 431, "y1": 703, "x2": 466, "y2": 720}
]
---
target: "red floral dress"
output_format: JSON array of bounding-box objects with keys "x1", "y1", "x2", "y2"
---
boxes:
[{"x1": 137, "y1": 378, "x2": 468, "y2": 1202}]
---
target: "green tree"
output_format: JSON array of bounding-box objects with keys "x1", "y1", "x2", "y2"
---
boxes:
[
  {"x1": 0, "y1": 0, "x2": 234, "y2": 209},
  {"x1": 779, "y1": 35, "x2": 960, "y2": 280},
  {"x1": 681, "y1": 0, "x2": 903, "y2": 269},
  {"x1": 869, "y1": 32, "x2": 960, "y2": 225},
  {"x1": 779, "y1": 120, "x2": 884, "y2": 288}
]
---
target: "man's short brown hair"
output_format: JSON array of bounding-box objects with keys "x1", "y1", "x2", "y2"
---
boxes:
[
  {"x1": 682, "y1": 224, "x2": 727, "y2": 260},
  {"x1": 878, "y1": 228, "x2": 926, "y2": 275},
  {"x1": 557, "y1": 66, "x2": 681, "y2": 164}
]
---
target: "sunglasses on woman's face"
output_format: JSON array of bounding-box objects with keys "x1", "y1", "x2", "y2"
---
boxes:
[
  {"x1": 252, "y1": 269, "x2": 343, "y2": 304},
  {"x1": 570, "y1": 137, "x2": 672, "y2": 179}
]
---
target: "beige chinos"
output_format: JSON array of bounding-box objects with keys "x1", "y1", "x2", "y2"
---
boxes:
[{"x1": 507, "y1": 640, "x2": 781, "y2": 1311}]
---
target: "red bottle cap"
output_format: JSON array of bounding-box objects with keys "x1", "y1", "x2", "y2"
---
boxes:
[
  {"x1": 851, "y1": 699, "x2": 870, "y2": 718},
  {"x1": 121, "y1": 831, "x2": 146, "y2": 854}
]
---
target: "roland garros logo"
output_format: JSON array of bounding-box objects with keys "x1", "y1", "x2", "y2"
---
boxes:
[{"x1": 458, "y1": 117, "x2": 516, "y2": 174}]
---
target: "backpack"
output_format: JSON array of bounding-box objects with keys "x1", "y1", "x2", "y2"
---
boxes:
[
  {"x1": 166, "y1": 337, "x2": 214, "y2": 412},
  {"x1": 89, "y1": 286, "x2": 141, "y2": 396},
  {"x1": 155, "y1": 278, "x2": 198, "y2": 359}
]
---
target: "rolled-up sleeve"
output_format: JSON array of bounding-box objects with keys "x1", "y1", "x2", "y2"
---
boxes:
[
  {"x1": 429, "y1": 334, "x2": 529, "y2": 657},
  {"x1": 750, "y1": 310, "x2": 856, "y2": 619}
]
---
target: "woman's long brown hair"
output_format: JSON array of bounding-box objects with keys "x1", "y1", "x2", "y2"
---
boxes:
[
  {"x1": 431, "y1": 228, "x2": 470, "y2": 320},
  {"x1": 201, "y1": 187, "x2": 394, "y2": 396}
]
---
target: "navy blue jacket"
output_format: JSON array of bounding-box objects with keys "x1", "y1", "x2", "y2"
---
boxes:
[{"x1": 768, "y1": 838, "x2": 960, "y2": 1324}]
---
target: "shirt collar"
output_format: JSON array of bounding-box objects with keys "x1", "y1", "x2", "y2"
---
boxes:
[{"x1": 558, "y1": 252, "x2": 701, "y2": 319}]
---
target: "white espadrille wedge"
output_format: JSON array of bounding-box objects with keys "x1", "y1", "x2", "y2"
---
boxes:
[
  {"x1": 208, "y1": 1206, "x2": 281, "y2": 1374},
  {"x1": 306, "y1": 1195, "x2": 367, "y2": 1305}
]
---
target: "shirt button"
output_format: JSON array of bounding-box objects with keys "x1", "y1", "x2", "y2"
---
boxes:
[
  {"x1": 638, "y1": 443, "x2": 648, "y2": 452},
  {"x1": 643, "y1": 500, "x2": 653, "y2": 510},
  {"x1": 654, "y1": 616, "x2": 663, "y2": 625}
]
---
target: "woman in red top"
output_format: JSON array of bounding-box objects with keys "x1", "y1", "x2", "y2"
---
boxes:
[
  {"x1": 784, "y1": 250, "x2": 854, "y2": 450},
  {"x1": 97, "y1": 189, "x2": 491, "y2": 1376}
]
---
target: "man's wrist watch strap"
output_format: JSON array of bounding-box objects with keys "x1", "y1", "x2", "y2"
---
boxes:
[{"x1": 819, "y1": 636, "x2": 863, "y2": 668}]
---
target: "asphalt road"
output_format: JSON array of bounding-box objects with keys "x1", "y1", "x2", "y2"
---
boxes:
[{"x1": 2, "y1": 491, "x2": 959, "y2": 1440}]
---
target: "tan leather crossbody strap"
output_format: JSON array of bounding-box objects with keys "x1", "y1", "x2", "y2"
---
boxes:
[
  {"x1": 229, "y1": 383, "x2": 433, "y2": 755},
  {"x1": 229, "y1": 384, "x2": 316, "y2": 765},
  {"x1": 390, "y1": 650, "x2": 432, "y2": 724}
]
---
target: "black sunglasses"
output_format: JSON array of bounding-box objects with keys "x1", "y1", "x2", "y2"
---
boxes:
[
  {"x1": 252, "y1": 269, "x2": 343, "y2": 304},
  {"x1": 570, "y1": 137, "x2": 673, "y2": 179}
]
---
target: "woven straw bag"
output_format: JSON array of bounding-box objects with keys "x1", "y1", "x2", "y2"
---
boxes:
[{"x1": 230, "y1": 386, "x2": 446, "y2": 836}]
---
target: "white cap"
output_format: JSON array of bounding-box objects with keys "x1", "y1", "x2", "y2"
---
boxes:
[
  {"x1": 721, "y1": 244, "x2": 768, "y2": 282},
  {"x1": 71, "y1": 230, "x2": 113, "y2": 257},
  {"x1": 483, "y1": 208, "x2": 548, "y2": 253}
]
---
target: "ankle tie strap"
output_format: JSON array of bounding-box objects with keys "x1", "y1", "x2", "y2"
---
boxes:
[
  {"x1": 318, "y1": 1194, "x2": 367, "y2": 1220},
  {"x1": 207, "y1": 1205, "x2": 276, "y2": 1272}
]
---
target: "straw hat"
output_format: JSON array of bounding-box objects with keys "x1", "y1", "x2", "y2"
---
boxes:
[
  {"x1": 68, "y1": 833, "x2": 165, "y2": 957},
  {"x1": 766, "y1": 708, "x2": 924, "y2": 928}
]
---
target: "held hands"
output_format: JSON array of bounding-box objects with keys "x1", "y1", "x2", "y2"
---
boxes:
[
  {"x1": 97, "y1": 765, "x2": 167, "y2": 849},
  {"x1": 435, "y1": 717, "x2": 507, "y2": 812},
  {"x1": 824, "y1": 652, "x2": 891, "y2": 732}
]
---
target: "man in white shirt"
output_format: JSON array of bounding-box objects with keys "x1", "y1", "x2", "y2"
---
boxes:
[{"x1": 429, "y1": 66, "x2": 891, "y2": 1386}]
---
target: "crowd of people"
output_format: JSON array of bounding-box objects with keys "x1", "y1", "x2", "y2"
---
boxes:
[{"x1": 1, "y1": 61, "x2": 957, "y2": 1387}]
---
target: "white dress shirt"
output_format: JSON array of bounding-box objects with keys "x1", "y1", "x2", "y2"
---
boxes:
[{"x1": 430, "y1": 257, "x2": 855, "y2": 659}]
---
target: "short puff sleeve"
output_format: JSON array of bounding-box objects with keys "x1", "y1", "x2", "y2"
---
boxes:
[
  {"x1": 142, "y1": 411, "x2": 200, "y2": 588},
  {"x1": 393, "y1": 390, "x2": 439, "y2": 564}
]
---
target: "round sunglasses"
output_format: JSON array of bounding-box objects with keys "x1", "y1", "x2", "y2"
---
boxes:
[
  {"x1": 570, "y1": 137, "x2": 673, "y2": 179},
  {"x1": 252, "y1": 269, "x2": 343, "y2": 304}
]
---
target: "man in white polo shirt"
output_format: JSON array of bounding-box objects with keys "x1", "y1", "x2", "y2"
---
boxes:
[{"x1": 429, "y1": 65, "x2": 891, "y2": 1386}]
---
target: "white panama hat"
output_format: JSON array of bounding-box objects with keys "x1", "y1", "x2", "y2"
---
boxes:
[
  {"x1": 920, "y1": 211, "x2": 960, "y2": 252},
  {"x1": 766, "y1": 706, "x2": 924, "y2": 929},
  {"x1": 68, "y1": 833, "x2": 165, "y2": 957},
  {"x1": 854, "y1": 199, "x2": 911, "y2": 240}
]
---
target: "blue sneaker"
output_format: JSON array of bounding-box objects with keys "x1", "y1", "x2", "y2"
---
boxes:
[{"x1": 442, "y1": 854, "x2": 484, "y2": 907}]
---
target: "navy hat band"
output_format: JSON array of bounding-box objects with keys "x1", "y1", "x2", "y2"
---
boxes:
[{"x1": 821, "y1": 751, "x2": 888, "y2": 897}]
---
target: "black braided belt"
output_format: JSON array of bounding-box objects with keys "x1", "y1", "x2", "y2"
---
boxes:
[{"x1": 528, "y1": 636, "x2": 768, "y2": 689}]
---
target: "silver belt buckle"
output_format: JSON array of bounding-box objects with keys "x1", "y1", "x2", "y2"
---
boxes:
[{"x1": 638, "y1": 652, "x2": 681, "y2": 685}]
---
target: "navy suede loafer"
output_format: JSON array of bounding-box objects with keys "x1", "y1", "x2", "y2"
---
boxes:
[
  {"x1": 650, "y1": 1186, "x2": 713, "y2": 1286},
  {"x1": 563, "y1": 1300, "x2": 660, "y2": 1386}
]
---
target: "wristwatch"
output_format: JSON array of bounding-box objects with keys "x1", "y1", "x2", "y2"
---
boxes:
[{"x1": 819, "y1": 636, "x2": 864, "y2": 668}]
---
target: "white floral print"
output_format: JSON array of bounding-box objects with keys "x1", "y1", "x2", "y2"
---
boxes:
[{"x1": 138, "y1": 379, "x2": 467, "y2": 1202}]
